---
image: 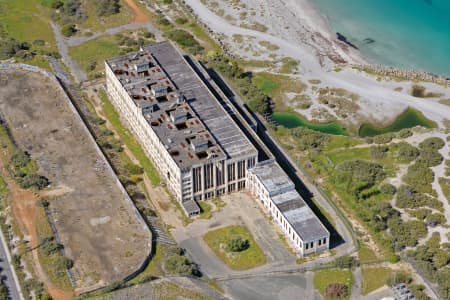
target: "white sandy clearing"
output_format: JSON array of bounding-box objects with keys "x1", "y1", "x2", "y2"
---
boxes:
[{"x1": 184, "y1": 0, "x2": 450, "y2": 126}]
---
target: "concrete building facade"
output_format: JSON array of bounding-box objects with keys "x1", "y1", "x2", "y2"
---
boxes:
[
  {"x1": 247, "y1": 160, "x2": 330, "y2": 256},
  {"x1": 105, "y1": 41, "x2": 329, "y2": 255},
  {"x1": 105, "y1": 41, "x2": 258, "y2": 215}
]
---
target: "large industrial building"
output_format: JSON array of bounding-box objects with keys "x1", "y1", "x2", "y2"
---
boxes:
[
  {"x1": 105, "y1": 41, "x2": 329, "y2": 255},
  {"x1": 247, "y1": 160, "x2": 330, "y2": 255},
  {"x1": 105, "y1": 41, "x2": 258, "y2": 215}
]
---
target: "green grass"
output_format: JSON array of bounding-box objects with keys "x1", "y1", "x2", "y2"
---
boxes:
[
  {"x1": 35, "y1": 205, "x2": 73, "y2": 291},
  {"x1": 311, "y1": 197, "x2": 335, "y2": 227},
  {"x1": 358, "y1": 245, "x2": 378, "y2": 262},
  {"x1": 253, "y1": 72, "x2": 306, "y2": 109},
  {"x1": 78, "y1": 0, "x2": 134, "y2": 32},
  {"x1": 203, "y1": 225, "x2": 266, "y2": 270},
  {"x1": 439, "y1": 177, "x2": 450, "y2": 203},
  {"x1": 313, "y1": 268, "x2": 352, "y2": 300},
  {"x1": 362, "y1": 267, "x2": 392, "y2": 295},
  {"x1": 69, "y1": 35, "x2": 121, "y2": 75},
  {"x1": 0, "y1": 0, "x2": 56, "y2": 51},
  {"x1": 198, "y1": 201, "x2": 213, "y2": 219},
  {"x1": 99, "y1": 89, "x2": 160, "y2": 185}
]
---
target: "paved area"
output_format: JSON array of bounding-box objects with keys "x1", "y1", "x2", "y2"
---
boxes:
[
  {"x1": 172, "y1": 192, "x2": 297, "y2": 278},
  {"x1": 0, "y1": 231, "x2": 23, "y2": 300},
  {"x1": 220, "y1": 272, "x2": 322, "y2": 300},
  {"x1": 50, "y1": 22, "x2": 87, "y2": 83}
]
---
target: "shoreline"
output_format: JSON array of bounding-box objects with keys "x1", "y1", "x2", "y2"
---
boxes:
[
  {"x1": 284, "y1": 0, "x2": 367, "y2": 65},
  {"x1": 182, "y1": 0, "x2": 450, "y2": 127}
]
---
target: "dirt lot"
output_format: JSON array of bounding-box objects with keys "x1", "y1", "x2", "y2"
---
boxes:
[{"x1": 0, "y1": 69, "x2": 151, "y2": 293}]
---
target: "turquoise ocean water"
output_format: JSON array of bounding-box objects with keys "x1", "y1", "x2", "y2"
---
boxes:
[{"x1": 310, "y1": 0, "x2": 450, "y2": 76}]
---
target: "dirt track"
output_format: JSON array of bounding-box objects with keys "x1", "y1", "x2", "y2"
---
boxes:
[
  {"x1": 123, "y1": 0, "x2": 150, "y2": 23},
  {"x1": 0, "y1": 150, "x2": 72, "y2": 299},
  {"x1": 0, "y1": 69, "x2": 151, "y2": 293}
]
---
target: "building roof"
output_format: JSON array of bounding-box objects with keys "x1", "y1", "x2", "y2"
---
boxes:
[
  {"x1": 248, "y1": 160, "x2": 295, "y2": 196},
  {"x1": 250, "y1": 161, "x2": 329, "y2": 242},
  {"x1": 106, "y1": 42, "x2": 257, "y2": 170}
]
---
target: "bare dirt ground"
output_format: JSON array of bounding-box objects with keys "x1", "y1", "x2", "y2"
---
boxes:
[
  {"x1": 0, "y1": 156, "x2": 72, "y2": 300},
  {"x1": 123, "y1": 0, "x2": 150, "y2": 23},
  {"x1": 0, "y1": 69, "x2": 151, "y2": 293}
]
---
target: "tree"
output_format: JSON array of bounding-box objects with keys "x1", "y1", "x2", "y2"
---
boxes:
[
  {"x1": 94, "y1": 0, "x2": 120, "y2": 16},
  {"x1": 379, "y1": 183, "x2": 397, "y2": 195},
  {"x1": 164, "y1": 255, "x2": 193, "y2": 275},
  {"x1": 333, "y1": 255, "x2": 358, "y2": 268},
  {"x1": 61, "y1": 24, "x2": 76, "y2": 37},
  {"x1": 385, "y1": 272, "x2": 411, "y2": 286},
  {"x1": 11, "y1": 150, "x2": 30, "y2": 168},
  {"x1": 324, "y1": 283, "x2": 348, "y2": 298},
  {"x1": 226, "y1": 237, "x2": 249, "y2": 252},
  {"x1": 370, "y1": 145, "x2": 388, "y2": 159},
  {"x1": 397, "y1": 142, "x2": 419, "y2": 162},
  {"x1": 335, "y1": 160, "x2": 386, "y2": 195},
  {"x1": 419, "y1": 137, "x2": 445, "y2": 151},
  {"x1": 19, "y1": 174, "x2": 49, "y2": 189}
]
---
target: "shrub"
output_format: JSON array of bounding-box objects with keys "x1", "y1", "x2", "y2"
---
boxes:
[
  {"x1": 333, "y1": 255, "x2": 358, "y2": 268},
  {"x1": 175, "y1": 17, "x2": 188, "y2": 25},
  {"x1": 373, "y1": 133, "x2": 395, "y2": 144},
  {"x1": 411, "y1": 85, "x2": 426, "y2": 98},
  {"x1": 324, "y1": 283, "x2": 348, "y2": 298},
  {"x1": 385, "y1": 272, "x2": 411, "y2": 286},
  {"x1": 403, "y1": 162, "x2": 434, "y2": 193},
  {"x1": 11, "y1": 150, "x2": 31, "y2": 168},
  {"x1": 379, "y1": 183, "x2": 397, "y2": 195},
  {"x1": 388, "y1": 219, "x2": 427, "y2": 249},
  {"x1": 94, "y1": 0, "x2": 120, "y2": 16},
  {"x1": 61, "y1": 24, "x2": 76, "y2": 37},
  {"x1": 417, "y1": 149, "x2": 443, "y2": 167},
  {"x1": 0, "y1": 38, "x2": 30, "y2": 60},
  {"x1": 396, "y1": 185, "x2": 442, "y2": 210},
  {"x1": 292, "y1": 127, "x2": 330, "y2": 151},
  {"x1": 335, "y1": 160, "x2": 386, "y2": 195},
  {"x1": 419, "y1": 137, "x2": 445, "y2": 151},
  {"x1": 397, "y1": 142, "x2": 419, "y2": 163},
  {"x1": 36, "y1": 198, "x2": 50, "y2": 208},
  {"x1": 19, "y1": 174, "x2": 49, "y2": 190},
  {"x1": 40, "y1": 237, "x2": 62, "y2": 256},
  {"x1": 166, "y1": 29, "x2": 204, "y2": 54},
  {"x1": 370, "y1": 145, "x2": 388, "y2": 159},
  {"x1": 397, "y1": 128, "x2": 413, "y2": 139},
  {"x1": 226, "y1": 237, "x2": 250, "y2": 252},
  {"x1": 125, "y1": 162, "x2": 144, "y2": 175},
  {"x1": 164, "y1": 255, "x2": 193, "y2": 275}
]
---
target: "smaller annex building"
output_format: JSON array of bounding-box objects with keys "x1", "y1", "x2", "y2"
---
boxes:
[{"x1": 247, "y1": 160, "x2": 330, "y2": 256}]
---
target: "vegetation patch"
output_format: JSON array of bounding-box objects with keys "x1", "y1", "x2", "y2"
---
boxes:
[
  {"x1": 410, "y1": 84, "x2": 443, "y2": 98},
  {"x1": 99, "y1": 90, "x2": 160, "y2": 185},
  {"x1": 362, "y1": 267, "x2": 392, "y2": 295},
  {"x1": 203, "y1": 225, "x2": 266, "y2": 270},
  {"x1": 359, "y1": 108, "x2": 436, "y2": 137},
  {"x1": 313, "y1": 268, "x2": 352, "y2": 300},
  {"x1": 69, "y1": 29, "x2": 155, "y2": 78}
]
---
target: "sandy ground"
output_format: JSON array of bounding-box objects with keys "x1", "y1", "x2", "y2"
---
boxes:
[
  {"x1": 0, "y1": 69, "x2": 151, "y2": 293},
  {"x1": 183, "y1": 0, "x2": 450, "y2": 127},
  {"x1": 123, "y1": 0, "x2": 150, "y2": 23},
  {"x1": 0, "y1": 154, "x2": 72, "y2": 300}
]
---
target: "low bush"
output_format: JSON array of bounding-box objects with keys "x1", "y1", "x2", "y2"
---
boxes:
[
  {"x1": 324, "y1": 283, "x2": 348, "y2": 298},
  {"x1": 379, "y1": 183, "x2": 397, "y2": 195},
  {"x1": 370, "y1": 145, "x2": 389, "y2": 159},
  {"x1": 19, "y1": 174, "x2": 49, "y2": 190},
  {"x1": 226, "y1": 237, "x2": 250, "y2": 252},
  {"x1": 397, "y1": 142, "x2": 419, "y2": 162},
  {"x1": 333, "y1": 255, "x2": 359, "y2": 269},
  {"x1": 373, "y1": 133, "x2": 395, "y2": 144}
]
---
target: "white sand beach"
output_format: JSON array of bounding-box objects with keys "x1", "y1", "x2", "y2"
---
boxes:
[{"x1": 184, "y1": 0, "x2": 450, "y2": 127}]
